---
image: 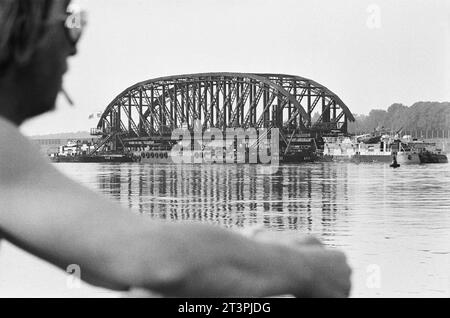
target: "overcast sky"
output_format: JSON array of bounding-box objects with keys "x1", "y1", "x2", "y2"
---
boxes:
[{"x1": 22, "y1": 0, "x2": 450, "y2": 135}]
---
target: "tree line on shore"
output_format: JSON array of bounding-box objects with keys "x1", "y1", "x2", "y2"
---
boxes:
[{"x1": 346, "y1": 102, "x2": 450, "y2": 135}]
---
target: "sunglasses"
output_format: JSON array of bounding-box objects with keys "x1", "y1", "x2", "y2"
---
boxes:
[
  {"x1": 64, "y1": 3, "x2": 87, "y2": 46},
  {"x1": 49, "y1": 3, "x2": 87, "y2": 46}
]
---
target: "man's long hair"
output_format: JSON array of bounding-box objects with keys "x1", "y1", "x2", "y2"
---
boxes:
[{"x1": 0, "y1": 0, "x2": 53, "y2": 71}]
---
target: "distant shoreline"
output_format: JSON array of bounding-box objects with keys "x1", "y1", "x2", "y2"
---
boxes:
[{"x1": 29, "y1": 131, "x2": 92, "y2": 140}]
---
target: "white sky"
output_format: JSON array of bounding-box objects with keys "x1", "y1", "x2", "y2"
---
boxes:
[{"x1": 22, "y1": 0, "x2": 450, "y2": 135}]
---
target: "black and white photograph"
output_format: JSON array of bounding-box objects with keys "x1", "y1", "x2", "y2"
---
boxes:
[{"x1": 0, "y1": 0, "x2": 449, "y2": 302}]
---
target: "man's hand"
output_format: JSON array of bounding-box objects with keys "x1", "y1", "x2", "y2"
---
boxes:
[
  {"x1": 242, "y1": 228, "x2": 352, "y2": 298},
  {"x1": 297, "y1": 246, "x2": 352, "y2": 298}
]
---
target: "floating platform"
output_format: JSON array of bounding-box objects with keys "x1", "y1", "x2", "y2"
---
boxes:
[{"x1": 50, "y1": 154, "x2": 134, "y2": 163}]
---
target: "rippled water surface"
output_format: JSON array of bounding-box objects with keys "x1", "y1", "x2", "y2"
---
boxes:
[{"x1": 56, "y1": 162, "x2": 450, "y2": 298}]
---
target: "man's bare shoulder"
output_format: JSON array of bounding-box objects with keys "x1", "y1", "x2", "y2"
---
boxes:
[{"x1": 0, "y1": 117, "x2": 52, "y2": 185}]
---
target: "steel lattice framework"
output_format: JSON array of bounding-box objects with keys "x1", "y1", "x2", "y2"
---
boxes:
[{"x1": 92, "y1": 73, "x2": 354, "y2": 152}]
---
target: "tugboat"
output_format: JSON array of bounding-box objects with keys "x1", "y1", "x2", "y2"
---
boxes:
[
  {"x1": 322, "y1": 134, "x2": 395, "y2": 163},
  {"x1": 396, "y1": 136, "x2": 448, "y2": 165},
  {"x1": 50, "y1": 140, "x2": 133, "y2": 163},
  {"x1": 322, "y1": 133, "x2": 448, "y2": 165},
  {"x1": 283, "y1": 134, "x2": 319, "y2": 163},
  {"x1": 420, "y1": 151, "x2": 448, "y2": 164}
]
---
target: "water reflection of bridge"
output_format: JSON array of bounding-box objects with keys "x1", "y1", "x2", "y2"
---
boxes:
[{"x1": 97, "y1": 164, "x2": 350, "y2": 235}]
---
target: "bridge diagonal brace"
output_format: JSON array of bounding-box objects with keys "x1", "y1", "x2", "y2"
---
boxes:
[
  {"x1": 244, "y1": 86, "x2": 264, "y2": 128},
  {"x1": 203, "y1": 81, "x2": 227, "y2": 128},
  {"x1": 153, "y1": 88, "x2": 176, "y2": 128},
  {"x1": 119, "y1": 98, "x2": 141, "y2": 137},
  {"x1": 131, "y1": 95, "x2": 154, "y2": 136},
  {"x1": 142, "y1": 90, "x2": 162, "y2": 130},
  {"x1": 229, "y1": 82, "x2": 251, "y2": 127}
]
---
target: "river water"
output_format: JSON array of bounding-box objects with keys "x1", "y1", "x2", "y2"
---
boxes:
[{"x1": 1, "y1": 162, "x2": 449, "y2": 297}]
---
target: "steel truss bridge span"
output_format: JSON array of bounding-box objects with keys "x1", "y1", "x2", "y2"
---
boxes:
[{"x1": 92, "y1": 73, "x2": 355, "y2": 155}]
